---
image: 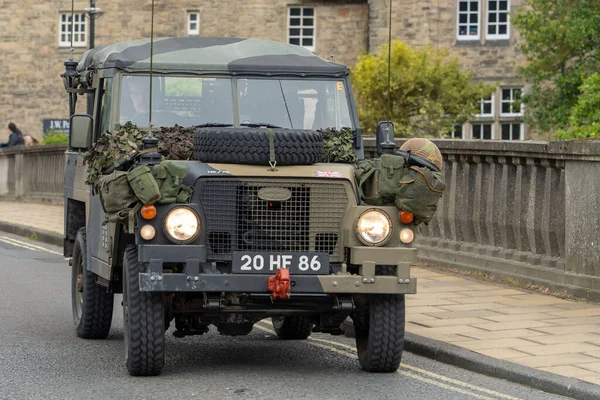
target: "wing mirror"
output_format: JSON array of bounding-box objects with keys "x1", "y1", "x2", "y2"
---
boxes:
[
  {"x1": 69, "y1": 114, "x2": 93, "y2": 150},
  {"x1": 376, "y1": 121, "x2": 396, "y2": 156}
]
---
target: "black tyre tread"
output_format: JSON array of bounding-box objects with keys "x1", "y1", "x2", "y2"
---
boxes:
[
  {"x1": 353, "y1": 266, "x2": 405, "y2": 372},
  {"x1": 73, "y1": 229, "x2": 114, "y2": 339},
  {"x1": 272, "y1": 316, "x2": 313, "y2": 340},
  {"x1": 123, "y1": 245, "x2": 165, "y2": 376},
  {"x1": 193, "y1": 128, "x2": 323, "y2": 166}
]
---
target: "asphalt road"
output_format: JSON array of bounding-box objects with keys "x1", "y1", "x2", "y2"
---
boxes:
[{"x1": 0, "y1": 233, "x2": 570, "y2": 400}]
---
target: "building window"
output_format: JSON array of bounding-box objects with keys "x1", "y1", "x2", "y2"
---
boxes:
[
  {"x1": 500, "y1": 88, "x2": 523, "y2": 116},
  {"x1": 457, "y1": 1, "x2": 480, "y2": 40},
  {"x1": 476, "y1": 94, "x2": 494, "y2": 117},
  {"x1": 487, "y1": 0, "x2": 509, "y2": 40},
  {"x1": 188, "y1": 12, "x2": 200, "y2": 35},
  {"x1": 472, "y1": 123, "x2": 494, "y2": 139},
  {"x1": 501, "y1": 123, "x2": 523, "y2": 140},
  {"x1": 451, "y1": 124, "x2": 464, "y2": 139},
  {"x1": 288, "y1": 7, "x2": 315, "y2": 51},
  {"x1": 59, "y1": 13, "x2": 87, "y2": 47}
]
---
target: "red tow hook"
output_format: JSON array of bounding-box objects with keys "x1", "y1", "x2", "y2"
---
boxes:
[{"x1": 268, "y1": 268, "x2": 291, "y2": 300}]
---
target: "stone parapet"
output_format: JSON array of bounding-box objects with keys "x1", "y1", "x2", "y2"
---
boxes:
[{"x1": 364, "y1": 137, "x2": 600, "y2": 300}]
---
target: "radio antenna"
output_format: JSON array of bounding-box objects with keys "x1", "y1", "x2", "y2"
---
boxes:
[
  {"x1": 148, "y1": 0, "x2": 155, "y2": 132},
  {"x1": 386, "y1": 0, "x2": 393, "y2": 126}
]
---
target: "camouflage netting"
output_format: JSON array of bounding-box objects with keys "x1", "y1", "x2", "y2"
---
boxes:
[
  {"x1": 84, "y1": 122, "x2": 194, "y2": 185},
  {"x1": 318, "y1": 127, "x2": 357, "y2": 164}
]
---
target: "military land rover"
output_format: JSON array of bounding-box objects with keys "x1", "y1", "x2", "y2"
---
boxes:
[{"x1": 63, "y1": 37, "x2": 421, "y2": 376}]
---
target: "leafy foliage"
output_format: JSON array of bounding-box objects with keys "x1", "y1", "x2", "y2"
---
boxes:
[
  {"x1": 351, "y1": 41, "x2": 492, "y2": 137},
  {"x1": 555, "y1": 73, "x2": 600, "y2": 139},
  {"x1": 41, "y1": 129, "x2": 69, "y2": 145},
  {"x1": 512, "y1": 0, "x2": 600, "y2": 133},
  {"x1": 319, "y1": 127, "x2": 357, "y2": 163},
  {"x1": 84, "y1": 122, "x2": 195, "y2": 185}
]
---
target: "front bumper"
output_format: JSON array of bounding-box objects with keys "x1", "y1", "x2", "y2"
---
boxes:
[{"x1": 137, "y1": 245, "x2": 417, "y2": 294}]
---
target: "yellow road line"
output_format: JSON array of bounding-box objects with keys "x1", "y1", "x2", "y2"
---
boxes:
[
  {"x1": 0, "y1": 237, "x2": 44, "y2": 252},
  {"x1": 0, "y1": 236, "x2": 63, "y2": 256},
  {"x1": 254, "y1": 323, "x2": 497, "y2": 400},
  {"x1": 255, "y1": 321, "x2": 523, "y2": 400}
]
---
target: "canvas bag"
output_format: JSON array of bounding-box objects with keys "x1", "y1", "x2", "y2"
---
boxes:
[
  {"x1": 355, "y1": 154, "x2": 408, "y2": 205},
  {"x1": 127, "y1": 165, "x2": 161, "y2": 205},
  {"x1": 98, "y1": 170, "x2": 137, "y2": 214},
  {"x1": 152, "y1": 161, "x2": 193, "y2": 204},
  {"x1": 396, "y1": 166, "x2": 446, "y2": 224}
]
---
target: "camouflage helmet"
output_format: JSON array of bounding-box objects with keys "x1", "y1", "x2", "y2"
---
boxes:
[{"x1": 400, "y1": 138, "x2": 443, "y2": 171}]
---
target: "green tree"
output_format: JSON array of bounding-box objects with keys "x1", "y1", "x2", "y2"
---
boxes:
[
  {"x1": 512, "y1": 0, "x2": 600, "y2": 134},
  {"x1": 351, "y1": 40, "x2": 492, "y2": 137},
  {"x1": 556, "y1": 73, "x2": 600, "y2": 138}
]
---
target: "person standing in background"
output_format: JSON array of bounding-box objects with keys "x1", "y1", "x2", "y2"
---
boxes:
[{"x1": 0, "y1": 123, "x2": 25, "y2": 148}]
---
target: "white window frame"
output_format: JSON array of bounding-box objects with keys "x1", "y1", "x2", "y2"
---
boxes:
[
  {"x1": 486, "y1": 0, "x2": 510, "y2": 40},
  {"x1": 500, "y1": 122, "x2": 524, "y2": 140},
  {"x1": 471, "y1": 122, "x2": 495, "y2": 140},
  {"x1": 500, "y1": 88, "x2": 524, "y2": 117},
  {"x1": 476, "y1": 94, "x2": 495, "y2": 117},
  {"x1": 187, "y1": 11, "x2": 200, "y2": 36},
  {"x1": 457, "y1": 0, "x2": 481, "y2": 41},
  {"x1": 58, "y1": 12, "x2": 87, "y2": 47},
  {"x1": 288, "y1": 7, "x2": 315, "y2": 52}
]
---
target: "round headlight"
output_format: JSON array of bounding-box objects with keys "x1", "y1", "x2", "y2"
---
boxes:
[
  {"x1": 164, "y1": 207, "x2": 200, "y2": 244},
  {"x1": 356, "y1": 210, "x2": 392, "y2": 245}
]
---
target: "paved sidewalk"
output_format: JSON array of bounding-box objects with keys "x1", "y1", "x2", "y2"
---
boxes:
[{"x1": 1, "y1": 200, "x2": 600, "y2": 388}]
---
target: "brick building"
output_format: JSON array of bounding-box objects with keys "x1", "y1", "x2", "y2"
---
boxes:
[{"x1": 0, "y1": 0, "x2": 526, "y2": 142}]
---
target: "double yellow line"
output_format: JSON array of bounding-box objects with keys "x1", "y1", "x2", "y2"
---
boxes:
[
  {"x1": 254, "y1": 321, "x2": 522, "y2": 400},
  {"x1": 0, "y1": 235, "x2": 64, "y2": 256}
]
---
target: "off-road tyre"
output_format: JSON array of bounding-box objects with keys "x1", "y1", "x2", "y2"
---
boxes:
[
  {"x1": 353, "y1": 265, "x2": 405, "y2": 372},
  {"x1": 122, "y1": 245, "x2": 165, "y2": 376},
  {"x1": 71, "y1": 228, "x2": 114, "y2": 339},
  {"x1": 193, "y1": 128, "x2": 323, "y2": 166},
  {"x1": 272, "y1": 316, "x2": 314, "y2": 340}
]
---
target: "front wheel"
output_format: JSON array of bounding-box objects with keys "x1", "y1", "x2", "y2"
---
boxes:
[
  {"x1": 122, "y1": 245, "x2": 165, "y2": 376},
  {"x1": 71, "y1": 228, "x2": 113, "y2": 339},
  {"x1": 353, "y1": 294, "x2": 406, "y2": 372}
]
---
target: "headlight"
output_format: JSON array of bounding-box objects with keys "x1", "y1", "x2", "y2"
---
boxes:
[
  {"x1": 164, "y1": 207, "x2": 200, "y2": 244},
  {"x1": 356, "y1": 210, "x2": 392, "y2": 245}
]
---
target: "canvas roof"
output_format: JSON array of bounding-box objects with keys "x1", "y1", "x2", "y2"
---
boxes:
[{"x1": 77, "y1": 37, "x2": 348, "y2": 76}]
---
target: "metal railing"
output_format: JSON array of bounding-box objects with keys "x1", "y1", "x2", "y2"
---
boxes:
[{"x1": 0, "y1": 144, "x2": 67, "y2": 204}]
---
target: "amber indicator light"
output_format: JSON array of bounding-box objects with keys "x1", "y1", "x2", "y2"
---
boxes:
[
  {"x1": 141, "y1": 205, "x2": 157, "y2": 220},
  {"x1": 399, "y1": 210, "x2": 414, "y2": 224}
]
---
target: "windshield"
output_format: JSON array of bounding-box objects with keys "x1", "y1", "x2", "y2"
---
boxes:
[{"x1": 118, "y1": 75, "x2": 353, "y2": 130}]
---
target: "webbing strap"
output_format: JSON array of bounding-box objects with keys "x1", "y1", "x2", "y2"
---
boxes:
[
  {"x1": 267, "y1": 128, "x2": 277, "y2": 170},
  {"x1": 128, "y1": 203, "x2": 142, "y2": 233}
]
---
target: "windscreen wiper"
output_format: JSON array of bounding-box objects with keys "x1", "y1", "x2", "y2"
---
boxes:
[
  {"x1": 195, "y1": 123, "x2": 234, "y2": 128},
  {"x1": 240, "y1": 123, "x2": 282, "y2": 128}
]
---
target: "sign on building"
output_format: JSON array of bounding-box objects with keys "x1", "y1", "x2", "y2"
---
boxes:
[{"x1": 43, "y1": 119, "x2": 70, "y2": 135}]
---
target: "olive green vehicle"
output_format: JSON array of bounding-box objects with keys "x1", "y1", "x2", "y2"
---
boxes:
[{"x1": 63, "y1": 37, "x2": 417, "y2": 376}]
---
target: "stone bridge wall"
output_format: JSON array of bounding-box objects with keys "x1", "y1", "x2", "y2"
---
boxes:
[{"x1": 365, "y1": 138, "x2": 600, "y2": 300}]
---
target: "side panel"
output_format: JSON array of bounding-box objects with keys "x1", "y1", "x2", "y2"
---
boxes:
[{"x1": 87, "y1": 194, "x2": 113, "y2": 280}]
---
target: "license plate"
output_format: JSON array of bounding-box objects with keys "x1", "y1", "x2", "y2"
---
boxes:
[{"x1": 231, "y1": 252, "x2": 330, "y2": 274}]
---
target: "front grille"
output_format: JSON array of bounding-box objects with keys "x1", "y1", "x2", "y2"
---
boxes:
[{"x1": 198, "y1": 178, "x2": 350, "y2": 262}]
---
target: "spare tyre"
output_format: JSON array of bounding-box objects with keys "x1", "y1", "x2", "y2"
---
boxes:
[{"x1": 193, "y1": 128, "x2": 323, "y2": 166}]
